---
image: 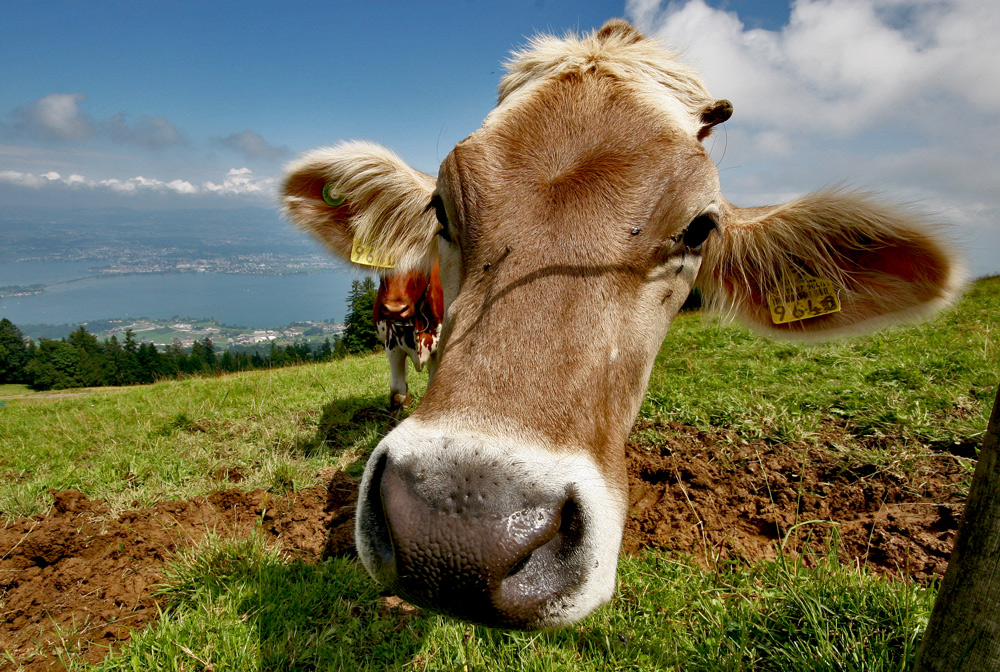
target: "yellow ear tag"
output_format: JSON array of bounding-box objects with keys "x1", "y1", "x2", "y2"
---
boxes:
[
  {"x1": 350, "y1": 238, "x2": 395, "y2": 269},
  {"x1": 321, "y1": 182, "x2": 346, "y2": 207},
  {"x1": 767, "y1": 274, "x2": 841, "y2": 324}
]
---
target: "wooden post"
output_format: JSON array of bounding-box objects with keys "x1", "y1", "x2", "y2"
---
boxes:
[{"x1": 914, "y1": 382, "x2": 1000, "y2": 670}]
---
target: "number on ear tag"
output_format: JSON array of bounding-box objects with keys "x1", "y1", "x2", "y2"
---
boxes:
[
  {"x1": 767, "y1": 274, "x2": 841, "y2": 324},
  {"x1": 351, "y1": 238, "x2": 395, "y2": 269}
]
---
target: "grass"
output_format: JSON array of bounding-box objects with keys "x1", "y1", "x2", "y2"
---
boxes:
[
  {"x1": 3, "y1": 276, "x2": 998, "y2": 670},
  {"x1": 0, "y1": 355, "x2": 424, "y2": 518},
  {"x1": 0, "y1": 384, "x2": 32, "y2": 396},
  {"x1": 644, "y1": 277, "x2": 999, "y2": 447},
  {"x1": 80, "y1": 532, "x2": 933, "y2": 672}
]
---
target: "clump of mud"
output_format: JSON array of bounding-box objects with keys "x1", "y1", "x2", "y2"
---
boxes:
[
  {"x1": 1, "y1": 424, "x2": 969, "y2": 669},
  {"x1": 624, "y1": 422, "x2": 966, "y2": 580},
  {"x1": 1, "y1": 473, "x2": 357, "y2": 670}
]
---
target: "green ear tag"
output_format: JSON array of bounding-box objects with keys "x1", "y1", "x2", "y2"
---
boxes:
[{"x1": 321, "y1": 182, "x2": 346, "y2": 207}]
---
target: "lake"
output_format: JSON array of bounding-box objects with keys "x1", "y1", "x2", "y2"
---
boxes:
[{"x1": 0, "y1": 261, "x2": 362, "y2": 327}]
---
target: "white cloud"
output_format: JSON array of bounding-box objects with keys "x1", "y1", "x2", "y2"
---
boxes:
[
  {"x1": 626, "y1": 0, "x2": 1000, "y2": 276},
  {"x1": 9, "y1": 94, "x2": 189, "y2": 150},
  {"x1": 203, "y1": 167, "x2": 275, "y2": 195},
  {"x1": 0, "y1": 170, "x2": 48, "y2": 188},
  {"x1": 167, "y1": 179, "x2": 198, "y2": 194},
  {"x1": 0, "y1": 167, "x2": 273, "y2": 199},
  {"x1": 627, "y1": 0, "x2": 1000, "y2": 135},
  {"x1": 15, "y1": 93, "x2": 93, "y2": 140}
]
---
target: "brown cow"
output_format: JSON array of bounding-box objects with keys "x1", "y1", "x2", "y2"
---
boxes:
[
  {"x1": 374, "y1": 263, "x2": 444, "y2": 409},
  {"x1": 282, "y1": 20, "x2": 962, "y2": 629}
]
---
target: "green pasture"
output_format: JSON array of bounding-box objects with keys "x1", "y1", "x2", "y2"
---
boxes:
[
  {"x1": 2, "y1": 275, "x2": 998, "y2": 671},
  {"x1": 76, "y1": 535, "x2": 930, "y2": 672}
]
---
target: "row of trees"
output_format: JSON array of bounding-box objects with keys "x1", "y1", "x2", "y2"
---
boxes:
[
  {"x1": 0, "y1": 278, "x2": 383, "y2": 391},
  {"x1": 0, "y1": 319, "x2": 342, "y2": 390}
]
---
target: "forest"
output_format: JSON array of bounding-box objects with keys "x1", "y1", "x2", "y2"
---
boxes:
[{"x1": 0, "y1": 278, "x2": 382, "y2": 391}]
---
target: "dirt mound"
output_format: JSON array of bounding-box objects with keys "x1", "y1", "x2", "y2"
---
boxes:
[
  {"x1": 1, "y1": 472, "x2": 358, "y2": 671},
  {"x1": 624, "y1": 422, "x2": 967, "y2": 580},
  {"x1": 1, "y1": 425, "x2": 969, "y2": 669}
]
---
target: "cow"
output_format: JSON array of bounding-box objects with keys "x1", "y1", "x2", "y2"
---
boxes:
[
  {"x1": 374, "y1": 263, "x2": 444, "y2": 410},
  {"x1": 282, "y1": 20, "x2": 962, "y2": 630}
]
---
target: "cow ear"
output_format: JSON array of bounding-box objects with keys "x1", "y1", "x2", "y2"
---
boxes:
[
  {"x1": 697, "y1": 189, "x2": 965, "y2": 339},
  {"x1": 281, "y1": 140, "x2": 438, "y2": 271},
  {"x1": 698, "y1": 99, "x2": 732, "y2": 140}
]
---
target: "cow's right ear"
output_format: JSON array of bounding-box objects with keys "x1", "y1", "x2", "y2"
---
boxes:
[{"x1": 281, "y1": 140, "x2": 438, "y2": 271}]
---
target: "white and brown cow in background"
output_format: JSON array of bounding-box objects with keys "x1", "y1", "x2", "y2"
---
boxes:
[
  {"x1": 283, "y1": 20, "x2": 962, "y2": 630},
  {"x1": 374, "y1": 263, "x2": 444, "y2": 409}
]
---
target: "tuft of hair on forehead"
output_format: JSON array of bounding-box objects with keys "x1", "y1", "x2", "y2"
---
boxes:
[{"x1": 498, "y1": 19, "x2": 715, "y2": 129}]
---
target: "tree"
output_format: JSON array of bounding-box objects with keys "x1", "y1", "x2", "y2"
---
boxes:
[
  {"x1": 120, "y1": 329, "x2": 142, "y2": 384},
  {"x1": 136, "y1": 342, "x2": 166, "y2": 382},
  {"x1": 342, "y1": 277, "x2": 380, "y2": 355},
  {"x1": 318, "y1": 337, "x2": 334, "y2": 362},
  {"x1": 25, "y1": 339, "x2": 81, "y2": 390},
  {"x1": 190, "y1": 337, "x2": 217, "y2": 373},
  {"x1": 200, "y1": 337, "x2": 216, "y2": 370},
  {"x1": 165, "y1": 339, "x2": 189, "y2": 374},
  {"x1": 267, "y1": 341, "x2": 286, "y2": 367},
  {"x1": 293, "y1": 341, "x2": 312, "y2": 362},
  {"x1": 0, "y1": 318, "x2": 29, "y2": 384},
  {"x1": 915, "y1": 382, "x2": 1000, "y2": 670},
  {"x1": 332, "y1": 337, "x2": 349, "y2": 359},
  {"x1": 219, "y1": 350, "x2": 237, "y2": 372},
  {"x1": 103, "y1": 335, "x2": 126, "y2": 385},
  {"x1": 66, "y1": 327, "x2": 108, "y2": 387}
]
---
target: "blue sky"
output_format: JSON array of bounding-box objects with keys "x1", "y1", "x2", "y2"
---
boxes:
[{"x1": 2, "y1": 0, "x2": 998, "y2": 276}]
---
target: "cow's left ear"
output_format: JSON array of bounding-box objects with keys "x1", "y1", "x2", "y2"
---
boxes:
[
  {"x1": 696, "y1": 189, "x2": 965, "y2": 339},
  {"x1": 281, "y1": 140, "x2": 438, "y2": 272}
]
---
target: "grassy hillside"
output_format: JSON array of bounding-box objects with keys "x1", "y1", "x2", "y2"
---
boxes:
[
  {"x1": 0, "y1": 355, "x2": 399, "y2": 519},
  {"x1": 1, "y1": 275, "x2": 997, "y2": 671},
  {"x1": 644, "y1": 276, "x2": 998, "y2": 447}
]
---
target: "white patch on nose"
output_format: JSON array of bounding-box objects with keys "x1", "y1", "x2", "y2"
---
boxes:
[{"x1": 355, "y1": 416, "x2": 628, "y2": 628}]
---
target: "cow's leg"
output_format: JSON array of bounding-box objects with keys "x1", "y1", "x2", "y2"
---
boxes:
[{"x1": 387, "y1": 345, "x2": 410, "y2": 410}]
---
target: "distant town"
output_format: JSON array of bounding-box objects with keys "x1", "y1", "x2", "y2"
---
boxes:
[
  {"x1": 17, "y1": 317, "x2": 345, "y2": 351},
  {"x1": 2, "y1": 207, "x2": 353, "y2": 350}
]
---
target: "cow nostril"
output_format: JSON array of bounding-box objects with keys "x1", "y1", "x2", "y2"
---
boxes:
[
  {"x1": 506, "y1": 551, "x2": 534, "y2": 579},
  {"x1": 558, "y1": 498, "x2": 583, "y2": 543},
  {"x1": 503, "y1": 497, "x2": 582, "y2": 581},
  {"x1": 363, "y1": 452, "x2": 395, "y2": 571}
]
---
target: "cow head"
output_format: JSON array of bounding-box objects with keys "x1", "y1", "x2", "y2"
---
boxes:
[{"x1": 282, "y1": 20, "x2": 962, "y2": 629}]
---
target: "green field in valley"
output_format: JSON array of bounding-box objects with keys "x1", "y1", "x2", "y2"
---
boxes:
[{"x1": 1, "y1": 276, "x2": 997, "y2": 671}]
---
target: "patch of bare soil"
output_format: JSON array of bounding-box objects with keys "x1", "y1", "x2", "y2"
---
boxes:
[
  {"x1": 1, "y1": 424, "x2": 970, "y2": 669},
  {"x1": 1, "y1": 472, "x2": 358, "y2": 671},
  {"x1": 624, "y1": 421, "x2": 968, "y2": 580}
]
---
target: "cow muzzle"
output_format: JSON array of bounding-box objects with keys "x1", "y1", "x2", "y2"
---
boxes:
[{"x1": 354, "y1": 419, "x2": 625, "y2": 629}]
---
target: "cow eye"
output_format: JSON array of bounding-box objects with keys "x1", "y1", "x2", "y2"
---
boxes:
[
  {"x1": 428, "y1": 194, "x2": 452, "y2": 243},
  {"x1": 683, "y1": 215, "x2": 717, "y2": 251}
]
